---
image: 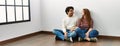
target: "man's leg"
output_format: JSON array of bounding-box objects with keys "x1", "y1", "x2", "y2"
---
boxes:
[
  {"x1": 67, "y1": 30, "x2": 77, "y2": 42},
  {"x1": 67, "y1": 31, "x2": 77, "y2": 38},
  {"x1": 52, "y1": 29, "x2": 64, "y2": 40}
]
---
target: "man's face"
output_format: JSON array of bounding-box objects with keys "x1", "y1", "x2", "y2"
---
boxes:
[{"x1": 67, "y1": 9, "x2": 74, "y2": 17}]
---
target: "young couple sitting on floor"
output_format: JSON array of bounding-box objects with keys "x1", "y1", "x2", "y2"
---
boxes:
[{"x1": 53, "y1": 6, "x2": 99, "y2": 42}]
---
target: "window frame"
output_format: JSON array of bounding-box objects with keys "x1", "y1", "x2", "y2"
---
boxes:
[{"x1": 0, "y1": 0, "x2": 31, "y2": 25}]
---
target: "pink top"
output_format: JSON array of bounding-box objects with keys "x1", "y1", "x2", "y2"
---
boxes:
[{"x1": 77, "y1": 18, "x2": 93, "y2": 30}]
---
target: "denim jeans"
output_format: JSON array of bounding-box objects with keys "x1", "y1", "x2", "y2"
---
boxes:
[
  {"x1": 52, "y1": 29, "x2": 77, "y2": 40},
  {"x1": 76, "y1": 28, "x2": 99, "y2": 39}
]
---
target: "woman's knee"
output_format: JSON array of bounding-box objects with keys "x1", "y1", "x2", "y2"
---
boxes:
[
  {"x1": 75, "y1": 27, "x2": 82, "y2": 33},
  {"x1": 93, "y1": 30, "x2": 99, "y2": 34},
  {"x1": 76, "y1": 27, "x2": 81, "y2": 31},
  {"x1": 89, "y1": 30, "x2": 99, "y2": 36}
]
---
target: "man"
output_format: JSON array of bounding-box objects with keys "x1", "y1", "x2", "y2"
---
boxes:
[{"x1": 53, "y1": 6, "x2": 78, "y2": 42}]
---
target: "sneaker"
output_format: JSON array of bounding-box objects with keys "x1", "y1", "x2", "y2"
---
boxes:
[
  {"x1": 89, "y1": 37, "x2": 98, "y2": 42},
  {"x1": 78, "y1": 37, "x2": 83, "y2": 42},
  {"x1": 64, "y1": 37, "x2": 69, "y2": 41},
  {"x1": 55, "y1": 36, "x2": 61, "y2": 40},
  {"x1": 69, "y1": 37, "x2": 73, "y2": 42}
]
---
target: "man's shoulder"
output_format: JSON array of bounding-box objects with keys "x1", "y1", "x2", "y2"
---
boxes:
[
  {"x1": 62, "y1": 16, "x2": 79, "y2": 20},
  {"x1": 63, "y1": 16, "x2": 69, "y2": 19},
  {"x1": 62, "y1": 17, "x2": 68, "y2": 21},
  {"x1": 73, "y1": 16, "x2": 79, "y2": 19}
]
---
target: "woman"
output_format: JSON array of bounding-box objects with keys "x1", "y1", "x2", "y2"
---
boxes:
[{"x1": 76, "y1": 8, "x2": 99, "y2": 42}]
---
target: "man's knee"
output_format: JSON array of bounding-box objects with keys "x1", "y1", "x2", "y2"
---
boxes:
[{"x1": 69, "y1": 31, "x2": 77, "y2": 38}]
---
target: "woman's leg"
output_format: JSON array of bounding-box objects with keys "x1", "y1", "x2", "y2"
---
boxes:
[
  {"x1": 75, "y1": 28, "x2": 86, "y2": 39},
  {"x1": 52, "y1": 29, "x2": 64, "y2": 40},
  {"x1": 89, "y1": 30, "x2": 99, "y2": 38}
]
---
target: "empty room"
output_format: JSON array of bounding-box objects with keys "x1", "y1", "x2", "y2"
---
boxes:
[{"x1": 0, "y1": 0, "x2": 120, "y2": 46}]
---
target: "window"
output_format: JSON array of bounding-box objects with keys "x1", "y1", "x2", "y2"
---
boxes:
[{"x1": 0, "y1": 0, "x2": 31, "y2": 25}]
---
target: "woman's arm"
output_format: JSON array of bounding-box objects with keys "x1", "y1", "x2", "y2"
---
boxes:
[
  {"x1": 76, "y1": 18, "x2": 81, "y2": 27},
  {"x1": 86, "y1": 20, "x2": 93, "y2": 38}
]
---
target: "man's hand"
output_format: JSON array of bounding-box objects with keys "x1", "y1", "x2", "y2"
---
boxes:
[
  {"x1": 70, "y1": 28, "x2": 74, "y2": 32},
  {"x1": 70, "y1": 26, "x2": 76, "y2": 32},
  {"x1": 64, "y1": 32, "x2": 68, "y2": 39}
]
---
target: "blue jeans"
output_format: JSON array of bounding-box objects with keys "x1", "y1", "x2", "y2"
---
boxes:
[
  {"x1": 52, "y1": 29, "x2": 77, "y2": 40},
  {"x1": 76, "y1": 28, "x2": 99, "y2": 39}
]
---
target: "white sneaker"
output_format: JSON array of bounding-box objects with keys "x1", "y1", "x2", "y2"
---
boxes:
[
  {"x1": 78, "y1": 37, "x2": 83, "y2": 42},
  {"x1": 90, "y1": 37, "x2": 98, "y2": 42},
  {"x1": 69, "y1": 37, "x2": 73, "y2": 42}
]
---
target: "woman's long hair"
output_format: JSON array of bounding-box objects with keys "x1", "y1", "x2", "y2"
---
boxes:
[{"x1": 81, "y1": 8, "x2": 92, "y2": 26}]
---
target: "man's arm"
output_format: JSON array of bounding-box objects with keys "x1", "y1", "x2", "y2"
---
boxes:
[
  {"x1": 62, "y1": 19, "x2": 67, "y2": 38},
  {"x1": 70, "y1": 18, "x2": 80, "y2": 31}
]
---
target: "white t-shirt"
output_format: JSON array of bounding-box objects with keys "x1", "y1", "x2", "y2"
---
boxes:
[{"x1": 62, "y1": 16, "x2": 78, "y2": 32}]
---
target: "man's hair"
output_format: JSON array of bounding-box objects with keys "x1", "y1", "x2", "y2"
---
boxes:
[{"x1": 65, "y1": 6, "x2": 74, "y2": 14}]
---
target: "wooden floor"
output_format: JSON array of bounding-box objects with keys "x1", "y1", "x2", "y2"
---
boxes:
[{"x1": 0, "y1": 33, "x2": 120, "y2": 46}]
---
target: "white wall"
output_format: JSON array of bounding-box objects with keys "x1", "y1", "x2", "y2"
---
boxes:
[
  {"x1": 0, "y1": 0, "x2": 41, "y2": 42},
  {"x1": 41, "y1": 0, "x2": 120, "y2": 36}
]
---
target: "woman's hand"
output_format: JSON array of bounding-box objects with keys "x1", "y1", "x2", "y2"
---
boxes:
[
  {"x1": 85, "y1": 28, "x2": 92, "y2": 41},
  {"x1": 85, "y1": 32, "x2": 90, "y2": 41},
  {"x1": 86, "y1": 28, "x2": 92, "y2": 37},
  {"x1": 85, "y1": 32, "x2": 89, "y2": 38}
]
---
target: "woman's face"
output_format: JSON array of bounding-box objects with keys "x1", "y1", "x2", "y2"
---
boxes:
[
  {"x1": 81, "y1": 10, "x2": 84, "y2": 15},
  {"x1": 81, "y1": 10, "x2": 86, "y2": 19},
  {"x1": 83, "y1": 15, "x2": 87, "y2": 19}
]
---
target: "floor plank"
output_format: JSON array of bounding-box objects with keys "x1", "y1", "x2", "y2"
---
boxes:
[{"x1": 1, "y1": 34, "x2": 120, "y2": 46}]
